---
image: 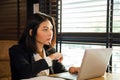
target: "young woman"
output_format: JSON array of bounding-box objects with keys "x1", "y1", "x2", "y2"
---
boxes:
[{"x1": 9, "y1": 12, "x2": 79, "y2": 80}]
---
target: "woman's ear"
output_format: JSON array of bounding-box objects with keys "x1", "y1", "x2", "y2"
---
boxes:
[{"x1": 29, "y1": 29, "x2": 32, "y2": 36}]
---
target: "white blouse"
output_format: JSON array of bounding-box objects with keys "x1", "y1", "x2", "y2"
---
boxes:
[{"x1": 33, "y1": 49, "x2": 52, "y2": 76}]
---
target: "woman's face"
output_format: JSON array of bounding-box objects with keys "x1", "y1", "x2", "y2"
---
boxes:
[{"x1": 36, "y1": 19, "x2": 53, "y2": 45}]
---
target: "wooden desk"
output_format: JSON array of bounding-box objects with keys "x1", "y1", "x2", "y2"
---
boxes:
[
  {"x1": 50, "y1": 72, "x2": 120, "y2": 80},
  {"x1": 90, "y1": 73, "x2": 120, "y2": 80}
]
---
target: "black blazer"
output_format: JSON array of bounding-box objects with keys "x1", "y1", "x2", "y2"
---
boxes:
[{"x1": 9, "y1": 44, "x2": 67, "y2": 80}]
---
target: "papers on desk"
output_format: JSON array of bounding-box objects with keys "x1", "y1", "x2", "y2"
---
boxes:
[{"x1": 22, "y1": 76, "x2": 65, "y2": 80}]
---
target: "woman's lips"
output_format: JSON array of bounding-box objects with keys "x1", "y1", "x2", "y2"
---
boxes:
[{"x1": 47, "y1": 38, "x2": 52, "y2": 42}]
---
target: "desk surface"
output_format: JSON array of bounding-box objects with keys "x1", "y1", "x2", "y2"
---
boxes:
[
  {"x1": 90, "y1": 73, "x2": 120, "y2": 80},
  {"x1": 50, "y1": 72, "x2": 120, "y2": 80}
]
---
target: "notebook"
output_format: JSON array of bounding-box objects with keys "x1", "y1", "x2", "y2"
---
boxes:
[
  {"x1": 22, "y1": 76, "x2": 65, "y2": 80},
  {"x1": 50, "y1": 48, "x2": 112, "y2": 80}
]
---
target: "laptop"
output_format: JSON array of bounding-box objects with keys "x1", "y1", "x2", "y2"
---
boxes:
[{"x1": 50, "y1": 48, "x2": 112, "y2": 80}]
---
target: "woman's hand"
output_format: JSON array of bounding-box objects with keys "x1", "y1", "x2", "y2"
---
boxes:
[
  {"x1": 68, "y1": 66, "x2": 80, "y2": 74},
  {"x1": 49, "y1": 52, "x2": 63, "y2": 62}
]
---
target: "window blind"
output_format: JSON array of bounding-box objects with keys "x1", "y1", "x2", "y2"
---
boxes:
[
  {"x1": 0, "y1": 0, "x2": 27, "y2": 40},
  {"x1": 0, "y1": 0, "x2": 18, "y2": 40},
  {"x1": 61, "y1": 0, "x2": 107, "y2": 33}
]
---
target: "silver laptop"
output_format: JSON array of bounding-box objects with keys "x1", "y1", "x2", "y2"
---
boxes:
[
  {"x1": 50, "y1": 48, "x2": 112, "y2": 80},
  {"x1": 77, "y1": 48, "x2": 112, "y2": 80}
]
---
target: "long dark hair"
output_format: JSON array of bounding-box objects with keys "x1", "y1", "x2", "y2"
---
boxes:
[{"x1": 18, "y1": 12, "x2": 56, "y2": 52}]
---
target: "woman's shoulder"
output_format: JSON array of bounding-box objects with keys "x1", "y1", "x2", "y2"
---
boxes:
[
  {"x1": 9, "y1": 43, "x2": 25, "y2": 51},
  {"x1": 10, "y1": 44, "x2": 21, "y2": 48},
  {"x1": 9, "y1": 43, "x2": 31, "y2": 56}
]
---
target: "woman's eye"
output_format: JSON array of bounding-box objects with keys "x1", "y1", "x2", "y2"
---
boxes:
[{"x1": 43, "y1": 29, "x2": 48, "y2": 31}]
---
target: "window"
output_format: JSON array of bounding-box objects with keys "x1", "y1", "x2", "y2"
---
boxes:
[
  {"x1": 60, "y1": 0, "x2": 107, "y2": 33},
  {"x1": 57, "y1": 0, "x2": 120, "y2": 73}
]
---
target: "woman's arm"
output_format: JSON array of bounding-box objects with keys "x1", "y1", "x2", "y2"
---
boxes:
[
  {"x1": 52, "y1": 60, "x2": 67, "y2": 74},
  {"x1": 9, "y1": 45, "x2": 49, "y2": 79},
  {"x1": 46, "y1": 48, "x2": 67, "y2": 74}
]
